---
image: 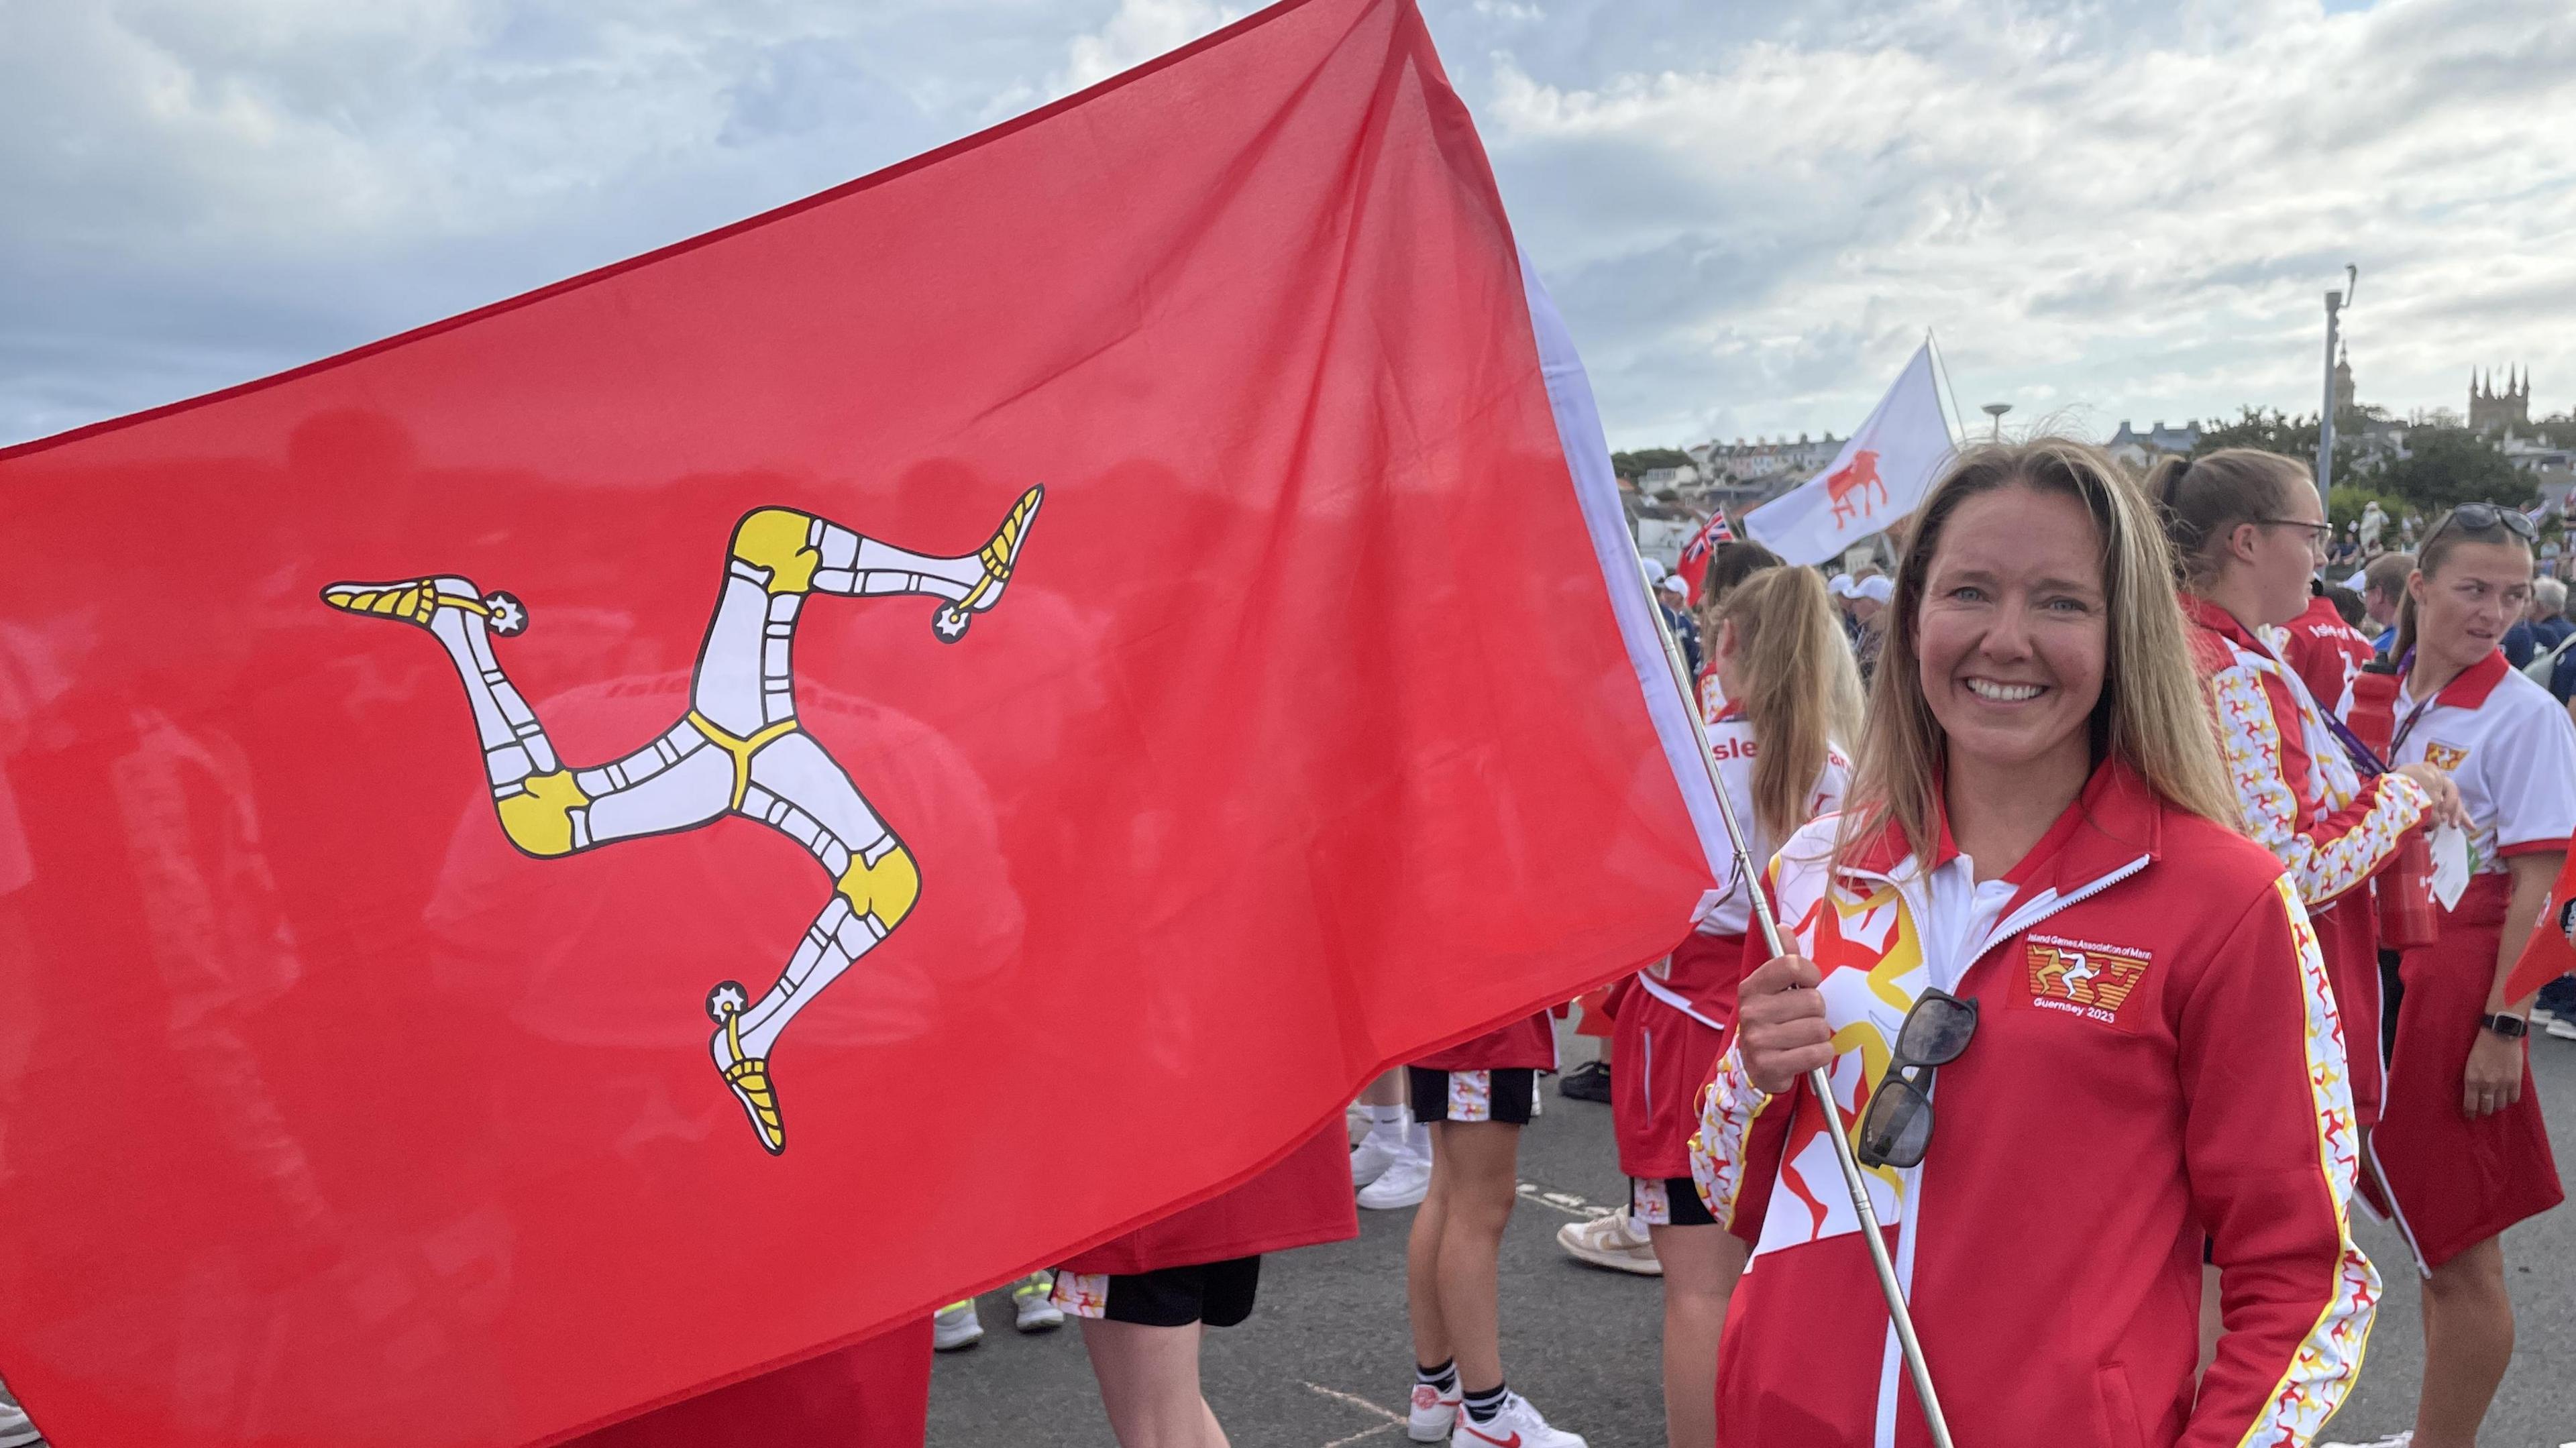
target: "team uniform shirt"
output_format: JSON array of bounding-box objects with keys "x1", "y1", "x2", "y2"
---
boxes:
[
  {"x1": 1687, "y1": 703, "x2": 1853, "y2": 942},
  {"x1": 1611, "y1": 702, "x2": 1848, "y2": 1186},
  {"x1": 2271, "y1": 593, "x2": 2379, "y2": 722},
  {"x1": 1690, "y1": 760, "x2": 2373, "y2": 1448},
  {"x1": 2387, "y1": 650, "x2": 2576, "y2": 873}
]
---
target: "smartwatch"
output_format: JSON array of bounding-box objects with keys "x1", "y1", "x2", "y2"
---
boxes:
[{"x1": 2479, "y1": 1013, "x2": 2528, "y2": 1039}]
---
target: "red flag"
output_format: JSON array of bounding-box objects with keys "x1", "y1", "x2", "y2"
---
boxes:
[
  {"x1": 2503, "y1": 850, "x2": 2576, "y2": 1004},
  {"x1": 1674, "y1": 509, "x2": 1735, "y2": 601},
  {"x1": 0, "y1": 1, "x2": 1723, "y2": 1445}
]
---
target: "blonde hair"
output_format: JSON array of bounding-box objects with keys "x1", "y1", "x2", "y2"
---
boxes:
[
  {"x1": 1842, "y1": 438, "x2": 2235, "y2": 862},
  {"x1": 1715, "y1": 565, "x2": 1864, "y2": 839},
  {"x1": 2146, "y1": 448, "x2": 2314, "y2": 590}
]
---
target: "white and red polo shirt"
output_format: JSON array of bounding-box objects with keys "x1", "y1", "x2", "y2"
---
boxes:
[{"x1": 2390, "y1": 651, "x2": 2576, "y2": 873}]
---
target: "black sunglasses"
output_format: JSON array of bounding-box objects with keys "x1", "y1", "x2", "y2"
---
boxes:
[
  {"x1": 1854, "y1": 989, "x2": 1980, "y2": 1170},
  {"x1": 2425, "y1": 502, "x2": 2538, "y2": 547}
]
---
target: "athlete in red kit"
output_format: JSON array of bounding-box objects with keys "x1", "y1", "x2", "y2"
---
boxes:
[{"x1": 1699, "y1": 441, "x2": 2373, "y2": 1448}]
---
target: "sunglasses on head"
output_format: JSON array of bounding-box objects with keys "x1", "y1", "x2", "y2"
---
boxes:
[
  {"x1": 1854, "y1": 989, "x2": 1980, "y2": 1170},
  {"x1": 2424, "y1": 502, "x2": 2538, "y2": 548}
]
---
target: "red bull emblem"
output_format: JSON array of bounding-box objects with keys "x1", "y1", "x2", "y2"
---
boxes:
[{"x1": 1826, "y1": 449, "x2": 1888, "y2": 525}]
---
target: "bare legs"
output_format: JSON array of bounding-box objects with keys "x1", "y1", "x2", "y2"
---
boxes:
[
  {"x1": 1082, "y1": 1319, "x2": 1231, "y2": 1448},
  {"x1": 2415, "y1": 1235, "x2": 2513, "y2": 1447},
  {"x1": 1652, "y1": 1222, "x2": 1747, "y2": 1448},
  {"x1": 1405, "y1": 1120, "x2": 1522, "y2": 1394}
]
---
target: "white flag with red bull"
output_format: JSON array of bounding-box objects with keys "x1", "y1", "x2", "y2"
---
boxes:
[{"x1": 1741, "y1": 341, "x2": 1956, "y2": 565}]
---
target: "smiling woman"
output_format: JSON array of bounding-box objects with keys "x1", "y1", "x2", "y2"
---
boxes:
[{"x1": 1693, "y1": 439, "x2": 2383, "y2": 1448}]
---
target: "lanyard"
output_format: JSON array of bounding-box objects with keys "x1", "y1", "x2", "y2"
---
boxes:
[
  {"x1": 2322, "y1": 710, "x2": 2389, "y2": 777},
  {"x1": 2385, "y1": 649, "x2": 2443, "y2": 759}
]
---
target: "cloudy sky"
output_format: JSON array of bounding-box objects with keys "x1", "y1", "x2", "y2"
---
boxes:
[{"x1": 4, "y1": 0, "x2": 2572, "y2": 452}]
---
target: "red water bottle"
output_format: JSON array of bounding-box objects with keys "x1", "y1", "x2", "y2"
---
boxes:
[{"x1": 2377, "y1": 827, "x2": 2437, "y2": 950}]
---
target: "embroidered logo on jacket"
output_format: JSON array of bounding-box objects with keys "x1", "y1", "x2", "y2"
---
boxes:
[
  {"x1": 2026, "y1": 934, "x2": 2152, "y2": 1025},
  {"x1": 2423, "y1": 740, "x2": 2469, "y2": 772}
]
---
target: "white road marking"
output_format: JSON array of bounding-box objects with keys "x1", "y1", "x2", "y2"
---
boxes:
[
  {"x1": 1303, "y1": 1380, "x2": 1406, "y2": 1422},
  {"x1": 1514, "y1": 1181, "x2": 1617, "y2": 1218},
  {"x1": 1303, "y1": 1380, "x2": 1409, "y2": 1446}
]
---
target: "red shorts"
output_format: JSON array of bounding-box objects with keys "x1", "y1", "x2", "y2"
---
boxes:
[
  {"x1": 2311, "y1": 893, "x2": 2383, "y2": 1129},
  {"x1": 1611, "y1": 932, "x2": 1745, "y2": 1181},
  {"x1": 1415, "y1": 1010, "x2": 1557, "y2": 1072},
  {"x1": 2373, "y1": 875, "x2": 2565, "y2": 1270}
]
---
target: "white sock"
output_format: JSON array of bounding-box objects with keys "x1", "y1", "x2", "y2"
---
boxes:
[
  {"x1": 1404, "y1": 1120, "x2": 1431, "y2": 1158},
  {"x1": 1366, "y1": 1103, "x2": 1407, "y2": 1127}
]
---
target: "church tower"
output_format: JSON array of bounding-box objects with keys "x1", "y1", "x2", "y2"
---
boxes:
[
  {"x1": 2332, "y1": 343, "x2": 2355, "y2": 414},
  {"x1": 2468, "y1": 366, "x2": 2532, "y2": 433}
]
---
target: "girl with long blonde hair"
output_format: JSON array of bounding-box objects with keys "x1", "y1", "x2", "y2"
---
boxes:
[
  {"x1": 1697, "y1": 440, "x2": 2377, "y2": 1447},
  {"x1": 1560, "y1": 563, "x2": 1858, "y2": 1448}
]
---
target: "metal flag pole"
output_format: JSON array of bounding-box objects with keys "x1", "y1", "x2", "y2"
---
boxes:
[{"x1": 1634, "y1": 558, "x2": 1958, "y2": 1448}]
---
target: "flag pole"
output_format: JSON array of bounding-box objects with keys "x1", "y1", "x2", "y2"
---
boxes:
[{"x1": 1633, "y1": 556, "x2": 1960, "y2": 1448}]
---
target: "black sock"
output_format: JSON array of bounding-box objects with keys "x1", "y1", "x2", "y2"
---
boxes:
[
  {"x1": 1415, "y1": 1358, "x2": 1458, "y2": 1394},
  {"x1": 1462, "y1": 1381, "x2": 1509, "y2": 1423}
]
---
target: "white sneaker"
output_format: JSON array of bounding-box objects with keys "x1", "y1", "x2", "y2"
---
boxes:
[
  {"x1": 2546, "y1": 1015, "x2": 2576, "y2": 1041},
  {"x1": 1358, "y1": 1150, "x2": 1432, "y2": 1209},
  {"x1": 1406, "y1": 1382, "x2": 1461, "y2": 1441},
  {"x1": 932, "y1": 1300, "x2": 983, "y2": 1351},
  {"x1": 2317, "y1": 1435, "x2": 2410, "y2": 1448},
  {"x1": 1556, "y1": 1211, "x2": 1662, "y2": 1275},
  {"x1": 1352, "y1": 1130, "x2": 1409, "y2": 1188},
  {"x1": 1011, "y1": 1274, "x2": 1064, "y2": 1333},
  {"x1": 1454, "y1": 1392, "x2": 1585, "y2": 1448}
]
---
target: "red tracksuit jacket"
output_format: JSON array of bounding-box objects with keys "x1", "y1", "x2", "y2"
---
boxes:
[{"x1": 1692, "y1": 759, "x2": 2375, "y2": 1448}]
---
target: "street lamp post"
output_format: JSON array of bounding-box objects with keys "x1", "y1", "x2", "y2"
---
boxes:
[
  {"x1": 2318, "y1": 264, "x2": 2356, "y2": 515},
  {"x1": 1981, "y1": 402, "x2": 2010, "y2": 441}
]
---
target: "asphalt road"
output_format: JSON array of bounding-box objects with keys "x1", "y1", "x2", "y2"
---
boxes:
[{"x1": 930, "y1": 1020, "x2": 2576, "y2": 1447}]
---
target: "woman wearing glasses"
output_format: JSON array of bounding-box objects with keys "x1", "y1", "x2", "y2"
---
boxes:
[
  {"x1": 1695, "y1": 440, "x2": 2375, "y2": 1447},
  {"x1": 2151, "y1": 449, "x2": 2457, "y2": 1143},
  {"x1": 2369, "y1": 503, "x2": 2574, "y2": 1448}
]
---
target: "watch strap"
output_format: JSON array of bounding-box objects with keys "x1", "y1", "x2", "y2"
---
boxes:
[{"x1": 2480, "y1": 1013, "x2": 2528, "y2": 1039}]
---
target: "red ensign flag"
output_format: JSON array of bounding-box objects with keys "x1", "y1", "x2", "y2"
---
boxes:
[{"x1": 0, "y1": 1, "x2": 1726, "y2": 1443}]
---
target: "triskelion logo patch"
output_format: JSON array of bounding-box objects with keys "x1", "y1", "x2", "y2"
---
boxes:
[
  {"x1": 2026, "y1": 933, "x2": 2153, "y2": 1026},
  {"x1": 2423, "y1": 740, "x2": 2469, "y2": 772}
]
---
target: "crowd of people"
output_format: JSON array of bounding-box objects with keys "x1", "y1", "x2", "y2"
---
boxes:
[{"x1": 927, "y1": 439, "x2": 2575, "y2": 1448}]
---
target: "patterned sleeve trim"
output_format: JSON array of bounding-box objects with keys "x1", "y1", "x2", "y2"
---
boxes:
[
  {"x1": 1687, "y1": 1044, "x2": 1773, "y2": 1231},
  {"x1": 2211, "y1": 661, "x2": 2424, "y2": 905},
  {"x1": 2295, "y1": 772, "x2": 2428, "y2": 906},
  {"x1": 2232, "y1": 878, "x2": 2381, "y2": 1447}
]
